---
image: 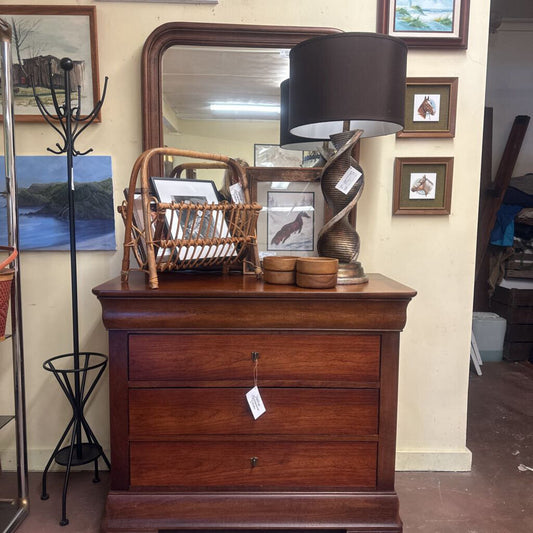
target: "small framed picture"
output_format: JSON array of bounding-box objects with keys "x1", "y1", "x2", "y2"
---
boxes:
[
  {"x1": 150, "y1": 178, "x2": 234, "y2": 259},
  {"x1": 254, "y1": 144, "x2": 303, "y2": 167},
  {"x1": 247, "y1": 167, "x2": 323, "y2": 257},
  {"x1": 398, "y1": 78, "x2": 458, "y2": 138},
  {"x1": 377, "y1": 0, "x2": 470, "y2": 49},
  {"x1": 267, "y1": 191, "x2": 315, "y2": 252},
  {"x1": 393, "y1": 157, "x2": 454, "y2": 215},
  {"x1": 0, "y1": 5, "x2": 100, "y2": 122}
]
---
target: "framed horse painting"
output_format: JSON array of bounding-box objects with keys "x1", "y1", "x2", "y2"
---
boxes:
[
  {"x1": 393, "y1": 157, "x2": 454, "y2": 215},
  {"x1": 398, "y1": 78, "x2": 458, "y2": 138},
  {"x1": 377, "y1": 0, "x2": 470, "y2": 49}
]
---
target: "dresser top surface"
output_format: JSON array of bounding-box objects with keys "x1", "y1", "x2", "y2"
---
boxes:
[{"x1": 93, "y1": 271, "x2": 416, "y2": 301}]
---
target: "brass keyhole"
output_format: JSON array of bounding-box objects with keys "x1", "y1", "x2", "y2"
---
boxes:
[
  {"x1": 251, "y1": 352, "x2": 260, "y2": 362},
  {"x1": 250, "y1": 456, "x2": 258, "y2": 468}
]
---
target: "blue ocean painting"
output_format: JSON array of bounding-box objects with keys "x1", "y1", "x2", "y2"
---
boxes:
[
  {"x1": 394, "y1": 0, "x2": 454, "y2": 33},
  {"x1": 0, "y1": 156, "x2": 115, "y2": 251}
]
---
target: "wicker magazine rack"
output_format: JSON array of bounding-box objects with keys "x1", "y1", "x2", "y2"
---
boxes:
[{"x1": 120, "y1": 147, "x2": 262, "y2": 289}]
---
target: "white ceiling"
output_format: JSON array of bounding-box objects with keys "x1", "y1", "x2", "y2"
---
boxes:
[{"x1": 162, "y1": 45, "x2": 290, "y2": 122}]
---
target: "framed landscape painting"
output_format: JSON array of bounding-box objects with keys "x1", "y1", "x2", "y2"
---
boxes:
[
  {"x1": 0, "y1": 5, "x2": 100, "y2": 122},
  {"x1": 377, "y1": 0, "x2": 470, "y2": 49},
  {"x1": 0, "y1": 156, "x2": 115, "y2": 250}
]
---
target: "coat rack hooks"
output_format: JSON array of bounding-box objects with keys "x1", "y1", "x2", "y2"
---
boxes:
[{"x1": 34, "y1": 57, "x2": 111, "y2": 527}]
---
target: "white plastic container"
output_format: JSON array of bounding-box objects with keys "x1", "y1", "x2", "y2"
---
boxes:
[{"x1": 472, "y1": 312, "x2": 507, "y2": 362}]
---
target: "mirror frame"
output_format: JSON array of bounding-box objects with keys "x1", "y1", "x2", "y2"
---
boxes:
[{"x1": 141, "y1": 22, "x2": 341, "y2": 176}]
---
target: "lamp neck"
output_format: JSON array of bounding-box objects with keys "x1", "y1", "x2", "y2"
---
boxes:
[{"x1": 330, "y1": 129, "x2": 364, "y2": 151}]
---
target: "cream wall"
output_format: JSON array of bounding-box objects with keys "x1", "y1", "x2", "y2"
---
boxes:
[{"x1": 0, "y1": 0, "x2": 490, "y2": 472}]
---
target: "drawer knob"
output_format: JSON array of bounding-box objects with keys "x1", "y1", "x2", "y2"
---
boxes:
[
  {"x1": 250, "y1": 456, "x2": 259, "y2": 468},
  {"x1": 251, "y1": 352, "x2": 260, "y2": 361}
]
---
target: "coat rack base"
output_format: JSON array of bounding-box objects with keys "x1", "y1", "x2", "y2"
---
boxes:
[{"x1": 40, "y1": 352, "x2": 110, "y2": 526}]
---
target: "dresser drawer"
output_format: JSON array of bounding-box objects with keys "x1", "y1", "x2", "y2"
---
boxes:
[
  {"x1": 129, "y1": 388, "x2": 378, "y2": 438},
  {"x1": 130, "y1": 440, "x2": 377, "y2": 490},
  {"x1": 129, "y1": 334, "x2": 380, "y2": 383}
]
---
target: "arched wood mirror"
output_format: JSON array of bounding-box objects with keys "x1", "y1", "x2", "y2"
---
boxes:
[{"x1": 141, "y1": 22, "x2": 340, "y2": 177}]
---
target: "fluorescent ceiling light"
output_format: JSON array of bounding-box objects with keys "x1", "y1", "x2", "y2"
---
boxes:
[{"x1": 210, "y1": 103, "x2": 280, "y2": 114}]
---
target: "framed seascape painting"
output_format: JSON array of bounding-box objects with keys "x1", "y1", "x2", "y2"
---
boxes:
[
  {"x1": 0, "y1": 5, "x2": 100, "y2": 122},
  {"x1": 0, "y1": 156, "x2": 115, "y2": 250},
  {"x1": 398, "y1": 77, "x2": 458, "y2": 138},
  {"x1": 247, "y1": 167, "x2": 323, "y2": 258},
  {"x1": 377, "y1": 0, "x2": 470, "y2": 49},
  {"x1": 393, "y1": 157, "x2": 454, "y2": 215}
]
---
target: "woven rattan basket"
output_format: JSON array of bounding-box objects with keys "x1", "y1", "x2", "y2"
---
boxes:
[
  {"x1": 120, "y1": 147, "x2": 262, "y2": 289},
  {"x1": 0, "y1": 246, "x2": 17, "y2": 339}
]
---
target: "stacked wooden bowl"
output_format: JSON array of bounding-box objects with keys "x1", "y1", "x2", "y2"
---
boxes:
[
  {"x1": 263, "y1": 256, "x2": 339, "y2": 289},
  {"x1": 296, "y1": 257, "x2": 338, "y2": 288},
  {"x1": 262, "y1": 256, "x2": 298, "y2": 285}
]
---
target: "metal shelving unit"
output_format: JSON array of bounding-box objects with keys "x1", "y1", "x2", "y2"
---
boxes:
[{"x1": 0, "y1": 18, "x2": 29, "y2": 533}]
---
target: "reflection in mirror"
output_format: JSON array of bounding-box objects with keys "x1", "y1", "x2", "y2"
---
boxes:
[
  {"x1": 162, "y1": 45, "x2": 290, "y2": 188},
  {"x1": 141, "y1": 23, "x2": 340, "y2": 177}
]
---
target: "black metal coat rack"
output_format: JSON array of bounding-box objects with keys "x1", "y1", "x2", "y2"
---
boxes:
[{"x1": 33, "y1": 57, "x2": 110, "y2": 527}]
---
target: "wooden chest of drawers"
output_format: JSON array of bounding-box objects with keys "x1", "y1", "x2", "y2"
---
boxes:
[{"x1": 93, "y1": 272, "x2": 415, "y2": 533}]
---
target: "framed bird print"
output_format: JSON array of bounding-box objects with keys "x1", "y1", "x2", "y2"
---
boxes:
[{"x1": 246, "y1": 167, "x2": 324, "y2": 258}]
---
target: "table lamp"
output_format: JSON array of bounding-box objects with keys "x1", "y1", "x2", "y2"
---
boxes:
[
  {"x1": 288, "y1": 32, "x2": 407, "y2": 284},
  {"x1": 280, "y1": 79, "x2": 327, "y2": 151}
]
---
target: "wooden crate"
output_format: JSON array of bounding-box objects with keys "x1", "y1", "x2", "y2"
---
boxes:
[{"x1": 491, "y1": 285, "x2": 533, "y2": 361}]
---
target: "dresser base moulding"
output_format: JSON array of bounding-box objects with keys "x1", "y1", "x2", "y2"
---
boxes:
[{"x1": 102, "y1": 491, "x2": 402, "y2": 533}]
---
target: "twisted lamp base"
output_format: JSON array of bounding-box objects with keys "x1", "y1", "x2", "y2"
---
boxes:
[{"x1": 317, "y1": 129, "x2": 368, "y2": 284}]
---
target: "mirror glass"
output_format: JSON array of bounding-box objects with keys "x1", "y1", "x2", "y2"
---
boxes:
[
  {"x1": 141, "y1": 23, "x2": 340, "y2": 177},
  {"x1": 162, "y1": 45, "x2": 290, "y2": 182}
]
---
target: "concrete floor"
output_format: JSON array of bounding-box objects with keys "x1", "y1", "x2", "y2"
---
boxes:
[
  {"x1": 397, "y1": 361, "x2": 533, "y2": 532},
  {"x1": 1, "y1": 360, "x2": 532, "y2": 532}
]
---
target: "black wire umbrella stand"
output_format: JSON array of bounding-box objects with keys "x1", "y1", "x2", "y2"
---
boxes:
[{"x1": 33, "y1": 58, "x2": 110, "y2": 526}]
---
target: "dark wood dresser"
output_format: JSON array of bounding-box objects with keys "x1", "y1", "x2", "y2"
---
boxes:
[{"x1": 93, "y1": 271, "x2": 415, "y2": 533}]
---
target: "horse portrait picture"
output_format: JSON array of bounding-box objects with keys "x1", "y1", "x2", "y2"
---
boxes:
[
  {"x1": 267, "y1": 191, "x2": 315, "y2": 252},
  {"x1": 409, "y1": 172, "x2": 436, "y2": 200},
  {"x1": 413, "y1": 93, "x2": 440, "y2": 122}
]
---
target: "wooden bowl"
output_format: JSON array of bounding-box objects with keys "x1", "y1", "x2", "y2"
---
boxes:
[
  {"x1": 296, "y1": 272, "x2": 337, "y2": 289},
  {"x1": 263, "y1": 255, "x2": 298, "y2": 272},
  {"x1": 296, "y1": 257, "x2": 339, "y2": 275},
  {"x1": 264, "y1": 268, "x2": 296, "y2": 285}
]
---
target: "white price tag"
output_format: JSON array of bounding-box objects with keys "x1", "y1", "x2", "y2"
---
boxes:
[
  {"x1": 246, "y1": 386, "x2": 266, "y2": 420},
  {"x1": 335, "y1": 166, "x2": 362, "y2": 195},
  {"x1": 230, "y1": 183, "x2": 246, "y2": 204}
]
